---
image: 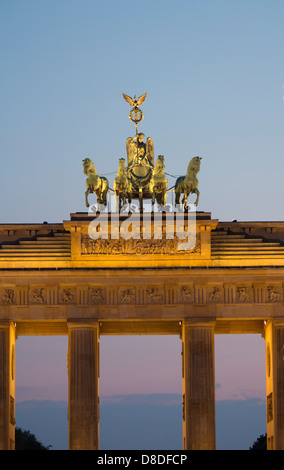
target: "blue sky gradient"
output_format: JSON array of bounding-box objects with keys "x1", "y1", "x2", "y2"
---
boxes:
[{"x1": 1, "y1": 1, "x2": 284, "y2": 222}]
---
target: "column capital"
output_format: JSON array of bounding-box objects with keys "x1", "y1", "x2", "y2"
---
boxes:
[
  {"x1": 183, "y1": 318, "x2": 216, "y2": 329},
  {"x1": 0, "y1": 320, "x2": 12, "y2": 328},
  {"x1": 67, "y1": 319, "x2": 99, "y2": 330},
  {"x1": 265, "y1": 319, "x2": 284, "y2": 330}
]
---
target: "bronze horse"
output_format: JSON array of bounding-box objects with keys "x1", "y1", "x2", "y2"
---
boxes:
[
  {"x1": 175, "y1": 156, "x2": 202, "y2": 208},
  {"x1": 149, "y1": 155, "x2": 168, "y2": 208},
  {"x1": 82, "y1": 158, "x2": 109, "y2": 209},
  {"x1": 113, "y1": 158, "x2": 133, "y2": 211}
]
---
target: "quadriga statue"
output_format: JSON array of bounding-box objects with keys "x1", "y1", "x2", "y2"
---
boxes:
[{"x1": 174, "y1": 156, "x2": 202, "y2": 208}]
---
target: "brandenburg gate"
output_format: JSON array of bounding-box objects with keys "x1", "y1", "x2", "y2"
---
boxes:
[{"x1": 1, "y1": 94, "x2": 284, "y2": 450}]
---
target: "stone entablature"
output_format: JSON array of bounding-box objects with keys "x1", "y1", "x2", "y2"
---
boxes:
[
  {"x1": 0, "y1": 212, "x2": 284, "y2": 268},
  {"x1": 0, "y1": 274, "x2": 283, "y2": 310}
]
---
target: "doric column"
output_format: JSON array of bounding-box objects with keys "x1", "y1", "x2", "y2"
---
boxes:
[
  {"x1": 265, "y1": 320, "x2": 284, "y2": 450},
  {"x1": 67, "y1": 321, "x2": 100, "y2": 450},
  {"x1": 0, "y1": 322, "x2": 16, "y2": 450},
  {"x1": 182, "y1": 320, "x2": 216, "y2": 450}
]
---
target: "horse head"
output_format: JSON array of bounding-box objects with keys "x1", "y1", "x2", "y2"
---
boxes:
[
  {"x1": 117, "y1": 158, "x2": 126, "y2": 175},
  {"x1": 155, "y1": 155, "x2": 165, "y2": 170},
  {"x1": 82, "y1": 158, "x2": 97, "y2": 176},
  {"x1": 187, "y1": 156, "x2": 202, "y2": 175}
]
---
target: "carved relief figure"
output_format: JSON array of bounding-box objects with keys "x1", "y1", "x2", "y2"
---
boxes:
[
  {"x1": 147, "y1": 288, "x2": 163, "y2": 303},
  {"x1": 32, "y1": 288, "x2": 44, "y2": 304},
  {"x1": 120, "y1": 288, "x2": 135, "y2": 304},
  {"x1": 267, "y1": 286, "x2": 281, "y2": 302},
  {"x1": 134, "y1": 238, "x2": 175, "y2": 255},
  {"x1": 89, "y1": 288, "x2": 105, "y2": 304},
  {"x1": 1, "y1": 289, "x2": 15, "y2": 305},
  {"x1": 209, "y1": 287, "x2": 221, "y2": 302},
  {"x1": 180, "y1": 286, "x2": 193, "y2": 302},
  {"x1": 238, "y1": 287, "x2": 250, "y2": 303},
  {"x1": 62, "y1": 288, "x2": 75, "y2": 304}
]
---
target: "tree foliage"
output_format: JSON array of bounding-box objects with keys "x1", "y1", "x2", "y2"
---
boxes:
[
  {"x1": 249, "y1": 433, "x2": 267, "y2": 450},
  {"x1": 15, "y1": 427, "x2": 51, "y2": 450}
]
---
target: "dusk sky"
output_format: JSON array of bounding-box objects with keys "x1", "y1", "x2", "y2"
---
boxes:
[{"x1": 1, "y1": 0, "x2": 283, "y2": 449}]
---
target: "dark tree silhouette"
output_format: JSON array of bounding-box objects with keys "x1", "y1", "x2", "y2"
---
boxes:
[
  {"x1": 249, "y1": 433, "x2": 267, "y2": 450},
  {"x1": 15, "y1": 427, "x2": 51, "y2": 450}
]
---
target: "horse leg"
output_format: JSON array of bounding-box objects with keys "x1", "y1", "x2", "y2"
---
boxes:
[
  {"x1": 114, "y1": 193, "x2": 120, "y2": 212},
  {"x1": 95, "y1": 189, "x2": 103, "y2": 213},
  {"x1": 159, "y1": 193, "x2": 165, "y2": 212},
  {"x1": 102, "y1": 189, "x2": 108, "y2": 208},
  {"x1": 193, "y1": 189, "x2": 200, "y2": 207},
  {"x1": 183, "y1": 191, "x2": 188, "y2": 212},
  {"x1": 161, "y1": 191, "x2": 166, "y2": 210},
  {"x1": 85, "y1": 188, "x2": 91, "y2": 208},
  {"x1": 121, "y1": 192, "x2": 127, "y2": 212},
  {"x1": 127, "y1": 194, "x2": 132, "y2": 213},
  {"x1": 151, "y1": 187, "x2": 156, "y2": 209},
  {"x1": 161, "y1": 184, "x2": 167, "y2": 208},
  {"x1": 175, "y1": 191, "x2": 180, "y2": 206}
]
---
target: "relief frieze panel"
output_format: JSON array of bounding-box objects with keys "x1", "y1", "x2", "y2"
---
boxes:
[
  {"x1": 266, "y1": 285, "x2": 282, "y2": 303},
  {"x1": 81, "y1": 233, "x2": 201, "y2": 256},
  {"x1": 237, "y1": 286, "x2": 252, "y2": 303},
  {"x1": 1, "y1": 288, "x2": 15, "y2": 305},
  {"x1": 146, "y1": 287, "x2": 164, "y2": 304},
  {"x1": 208, "y1": 286, "x2": 224, "y2": 303},
  {"x1": 179, "y1": 285, "x2": 194, "y2": 303},
  {"x1": 0, "y1": 282, "x2": 283, "y2": 307},
  {"x1": 30, "y1": 287, "x2": 45, "y2": 304},
  {"x1": 119, "y1": 288, "x2": 136, "y2": 304},
  {"x1": 60, "y1": 287, "x2": 76, "y2": 305},
  {"x1": 89, "y1": 287, "x2": 105, "y2": 305}
]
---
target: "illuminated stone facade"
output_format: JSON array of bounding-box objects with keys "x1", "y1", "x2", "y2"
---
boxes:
[{"x1": 1, "y1": 211, "x2": 284, "y2": 449}]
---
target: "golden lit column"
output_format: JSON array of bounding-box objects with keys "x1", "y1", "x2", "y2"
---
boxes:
[
  {"x1": 0, "y1": 322, "x2": 16, "y2": 450},
  {"x1": 265, "y1": 320, "x2": 284, "y2": 450},
  {"x1": 67, "y1": 321, "x2": 100, "y2": 450},
  {"x1": 182, "y1": 320, "x2": 216, "y2": 450}
]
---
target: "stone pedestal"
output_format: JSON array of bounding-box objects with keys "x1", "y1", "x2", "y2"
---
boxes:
[
  {"x1": 265, "y1": 320, "x2": 284, "y2": 450},
  {"x1": 182, "y1": 320, "x2": 215, "y2": 450},
  {"x1": 0, "y1": 322, "x2": 16, "y2": 450},
  {"x1": 68, "y1": 321, "x2": 99, "y2": 450}
]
